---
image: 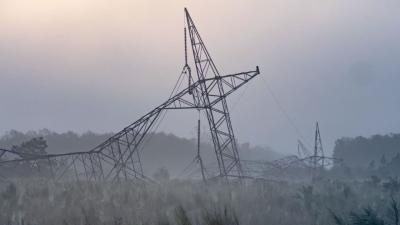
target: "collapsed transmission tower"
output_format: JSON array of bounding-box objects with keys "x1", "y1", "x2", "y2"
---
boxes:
[
  {"x1": 241, "y1": 122, "x2": 341, "y2": 180},
  {"x1": 0, "y1": 8, "x2": 260, "y2": 182}
]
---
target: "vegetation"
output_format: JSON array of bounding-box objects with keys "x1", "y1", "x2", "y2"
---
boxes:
[
  {"x1": 11, "y1": 137, "x2": 48, "y2": 158},
  {"x1": 333, "y1": 134, "x2": 400, "y2": 170},
  {"x1": 0, "y1": 130, "x2": 280, "y2": 177},
  {"x1": 0, "y1": 177, "x2": 397, "y2": 225},
  {"x1": 330, "y1": 197, "x2": 399, "y2": 225},
  {"x1": 1, "y1": 131, "x2": 400, "y2": 224}
]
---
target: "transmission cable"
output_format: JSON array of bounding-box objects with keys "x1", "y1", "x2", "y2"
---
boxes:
[
  {"x1": 135, "y1": 67, "x2": 189, "y2": 158},
  {"x1": 230, "y1": 84, "x2": 250, "y2": 112},
  {"x1": 260, "y1": 76, "x2": 312, "y2": 149}
]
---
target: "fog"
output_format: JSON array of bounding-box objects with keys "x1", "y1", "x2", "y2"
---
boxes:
[
  {"x1": 1, "y1": 2, "x2": 400, "y2": 224},
  {"x1": 1, "y1": 0, "x2": 400, "y2": 155}
]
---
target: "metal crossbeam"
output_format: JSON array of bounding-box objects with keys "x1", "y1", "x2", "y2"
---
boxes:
[{"x1": 0, "y1": 8, "x2": 260, "y2": 182}]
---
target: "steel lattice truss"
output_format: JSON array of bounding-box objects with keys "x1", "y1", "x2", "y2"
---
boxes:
[
  {"x1": 0, "y1": 9, "x2": 260, "y2": 182},
  {"x1": 240, "y1": 122, "x2": 342, "y2": 180},
  {"x1": 240, "y1": 155, "x2": 342, "y2": 180}
]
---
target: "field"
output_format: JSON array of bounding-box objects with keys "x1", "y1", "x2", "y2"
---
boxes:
[{"x1": 1, "y1": 177, "x2": 399, "y2": 225}]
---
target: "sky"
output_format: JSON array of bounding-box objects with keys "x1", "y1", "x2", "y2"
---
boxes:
[{"x1": 0, "y1": 0, "x2": 399, "y2": 155}]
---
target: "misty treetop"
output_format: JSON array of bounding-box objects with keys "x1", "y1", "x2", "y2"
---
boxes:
[
  {"x1": 0, "y1": 129, "x2": 113, "y2": 154},
  {"x1": 11, "y1": 137, "x2": 48, "y2": 158}
]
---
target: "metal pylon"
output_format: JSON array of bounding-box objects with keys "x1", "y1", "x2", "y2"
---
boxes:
[{"x1": 0, "y1": 8, "x2": 260, "y2": 182}]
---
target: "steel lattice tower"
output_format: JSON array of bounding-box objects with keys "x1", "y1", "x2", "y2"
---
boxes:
[
  {"x1": 0, "y1": 8, "x2": 260, "y2": 182},
  {"x1": 184, "y1": 8, "x2": 245, "y2": 178}
]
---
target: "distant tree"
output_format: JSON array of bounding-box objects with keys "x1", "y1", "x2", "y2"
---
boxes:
[
  {"x1": 377, "y1": 154, "x2": 400, "y2": 177},
  {"x1": 8, "y1": 137, "x2": 51, "y2": 177},
  {"x1": 333, "y1": 134, "x2": 400, "y2": 171},
  {"x1": 11, "y1": 137, "x2": 48, "y2": 158}
]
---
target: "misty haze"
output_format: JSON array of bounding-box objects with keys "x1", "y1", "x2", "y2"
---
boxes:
[{"x1": 0, "y1": 1, "x2": 400, "y2": 225}]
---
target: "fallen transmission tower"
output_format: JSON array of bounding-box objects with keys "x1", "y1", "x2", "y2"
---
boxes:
[
  {"x1": 0, "y1": 8, "x2": 260, "y2": 182},
  {"x1": 241, "y1": 122, "x2": 342, "y2": 180}
]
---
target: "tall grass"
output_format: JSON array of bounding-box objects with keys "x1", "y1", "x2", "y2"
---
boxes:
[
  {"x1": 331, "y1": 198, "x2": 399, "y2": 225},
  {"x1": 0, "y1": 178, "x2": 398, "y2": 225}
]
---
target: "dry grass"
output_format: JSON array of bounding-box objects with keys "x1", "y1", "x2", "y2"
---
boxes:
[{"x1": 0, "y1": 177, "x2": 398, "y2": 225}]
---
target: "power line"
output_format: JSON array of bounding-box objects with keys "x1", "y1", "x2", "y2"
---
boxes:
[
  {"x1": 231, "y1": 84, "x2": 250, "y2": 112},
  {"x1": 260, "y1": 76, "x2": 312, "y2": 149}
]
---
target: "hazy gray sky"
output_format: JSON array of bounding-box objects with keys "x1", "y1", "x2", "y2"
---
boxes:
[{"x1": 1, "y1": 0, "x2": 399, "y2": 155}]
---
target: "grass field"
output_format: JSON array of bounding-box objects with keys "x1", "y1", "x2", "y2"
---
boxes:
[{"x1": 0, "y1": 177, "x2": 398, "y2": 225}]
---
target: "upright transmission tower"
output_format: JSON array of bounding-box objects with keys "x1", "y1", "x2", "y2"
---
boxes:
[
  {"x1": 241, "y1": 122, "x2": 339, "y2": 180},
  {"x1": 297, "y1": 122, "x2": 325, "y2": 170},
  {"x1": 313, "y1": 122, "x2": 324, "y2": 169},
  {"x1": 0, "y1": 8, "x2": 260, "y2": 182}
]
